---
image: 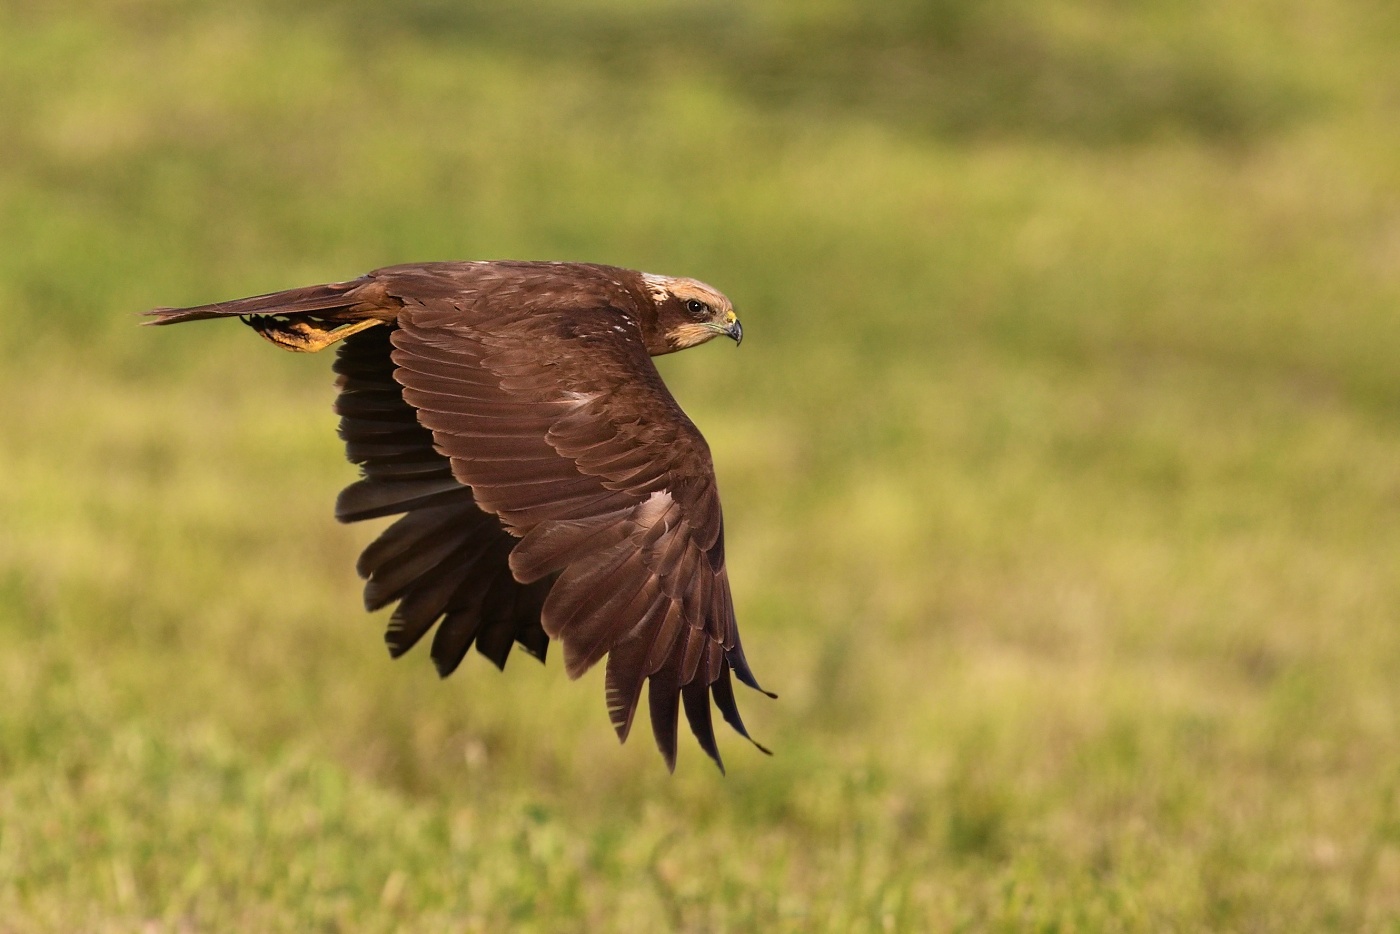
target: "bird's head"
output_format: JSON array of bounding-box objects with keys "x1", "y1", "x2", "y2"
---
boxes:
[{"x1": 640, "y1": 273, "x2": 742, "y2": 355}]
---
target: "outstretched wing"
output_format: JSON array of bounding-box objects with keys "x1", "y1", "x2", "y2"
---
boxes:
[
  {"x1": 333, "y1": 327, "x2": 553, "y2": 674},
  {"x1": 388, "y1": 282, "x2": 768, "y2": 771}
]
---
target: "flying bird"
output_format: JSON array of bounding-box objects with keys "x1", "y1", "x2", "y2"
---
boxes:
[{"x1": 147, "y1": 261, "x2": 770, "y2": 771}]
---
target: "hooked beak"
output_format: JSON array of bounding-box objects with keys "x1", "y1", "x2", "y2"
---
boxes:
[
  {"x1": 712, "y1": 309, "x2": 742, "y2": 346},
  {"x1": 703, "y1": 311, "x2": 743, "y2": 346}
]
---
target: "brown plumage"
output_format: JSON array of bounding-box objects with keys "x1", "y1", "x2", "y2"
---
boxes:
[{"x1": 147, "y1": 260, "x2": 769, "y2": 771}]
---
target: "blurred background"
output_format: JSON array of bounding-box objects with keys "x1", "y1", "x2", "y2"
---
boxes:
[{"x1": 3, "y1": 0, "x2": 1400, "y2": 929}]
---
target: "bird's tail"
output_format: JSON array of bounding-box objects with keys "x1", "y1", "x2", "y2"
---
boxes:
[
  {"x1": 145, "y1": 277, "x2": 389, "y2": 352},
  {"x1": 145, "y1": 279, "x2": 365, "y2": 326}
]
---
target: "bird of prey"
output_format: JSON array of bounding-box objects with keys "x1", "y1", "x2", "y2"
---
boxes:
[{"x1": 148, "y1": 261, "x2": 770, "y2": 771}]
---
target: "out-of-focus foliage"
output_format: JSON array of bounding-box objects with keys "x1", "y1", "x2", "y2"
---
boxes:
[
  {"x1": 304, "y1": 0, "x2": 1316, "y2": 143},
  {"x1": 3, "y1": 0, "x2": 1400, "y2": 929}
]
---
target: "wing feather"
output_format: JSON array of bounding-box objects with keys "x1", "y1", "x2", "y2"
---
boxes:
[
  {"x1": 332, "y1": 327, "x2": 552, "y2": 675},
  {"x1": 682, "y1": 679, "x2": 722, "y2": 773},
  {"x1": 647, "y1": 653, "x2": 684, "y2": 772}
]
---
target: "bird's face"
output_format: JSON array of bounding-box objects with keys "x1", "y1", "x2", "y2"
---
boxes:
[{"x1": 641, "y1": 275, "x2": 742, "y2": 355}]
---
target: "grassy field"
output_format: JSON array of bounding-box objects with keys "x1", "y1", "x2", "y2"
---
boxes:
[{"x1": 3, "y1": 0, "x2": 1400, "y2": 929}]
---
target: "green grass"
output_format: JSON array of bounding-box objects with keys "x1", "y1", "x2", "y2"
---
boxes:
[{"x1": 4, "y1": 0, "x2": 1400, "y2": 929}]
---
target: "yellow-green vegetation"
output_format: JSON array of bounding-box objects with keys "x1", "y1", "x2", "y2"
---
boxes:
[{"x1": 3, "y1": 0, "x2": 1400, "y2": 929}]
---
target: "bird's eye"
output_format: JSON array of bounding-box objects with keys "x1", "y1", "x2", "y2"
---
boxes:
[{"x1": 685, "y1": 299, "x2": 708, "y2": 316}]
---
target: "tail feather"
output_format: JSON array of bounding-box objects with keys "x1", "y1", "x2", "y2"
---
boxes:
[{"x1": 145, "y1": 279, "x2": 367, "y2": 325}]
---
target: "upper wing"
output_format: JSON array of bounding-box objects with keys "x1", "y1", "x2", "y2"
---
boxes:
[{"x1": 388, "y1": 289, "x2": 768, "y2": 771}]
